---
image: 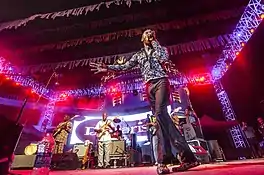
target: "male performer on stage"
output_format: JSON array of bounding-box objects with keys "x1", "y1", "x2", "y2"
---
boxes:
[
  {"x1": 53, "y1": 115, "x2": 72, "y2": 154},
  {"x1": 94, "y1": 112, "x2": 115, "y2": 168},
  {"x1": 90, "y1": 29, "x2": 198, "y2": 174},
  {"x1": 241, "y1": 121, "x2": 261, "y2": 158}
]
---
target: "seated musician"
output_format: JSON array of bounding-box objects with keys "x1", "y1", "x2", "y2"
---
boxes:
[
  {"x1": 53, "y1": 115, "x2": 72, "y2": 154},
  {"x1": 94, "y1": 112, "x2": 115, "y2": 169},
  {"x1": 112, "y1": 125, "x2": 123, "y2": 140}
]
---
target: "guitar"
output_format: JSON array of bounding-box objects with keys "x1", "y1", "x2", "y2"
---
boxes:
[
  {"x1": 149, "y1": 125, "x2": 157, "y2": 136},
  {"x1": 144, "y1": 116, "x2": 158, "y2": 136},
  {"x1": 53, "y1": 122, "x2": 67, "y2": 137},
  {"x1": 96, "y1": 120, "x2": 112, "y2": 139}
]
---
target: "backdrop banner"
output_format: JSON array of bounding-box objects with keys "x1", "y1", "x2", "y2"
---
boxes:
[{"x1": 19, "y1": 34, "x2": 232, "y2": 74}]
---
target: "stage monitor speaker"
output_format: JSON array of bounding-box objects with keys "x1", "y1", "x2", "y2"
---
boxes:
[
  {"x1": 110, "y1": 140, "x2": 125, "y2": 156},
  {"x1": 11, "y1": 155, "x2": 36, "y2": 169},
  {"x1": 51, "y1": 153, "x2": 79, "y2": 170},
  {"x1": 0, "y1": 117, "x2": 23, "y2": 160}
]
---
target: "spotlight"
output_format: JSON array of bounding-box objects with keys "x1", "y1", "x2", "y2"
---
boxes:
[
  {"x1": 55, "y1": 81, "x2": 59, "y2": 86},
  {"x1": 261, "y1": 14, "x2": 264, "y2": 19},
  {"x1": 250, "y1": 29, "x2": 255, "y2": 33}
]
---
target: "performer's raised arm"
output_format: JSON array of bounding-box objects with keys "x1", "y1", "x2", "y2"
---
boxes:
[{"x1": 90, "y1": 54, "x2": 138, "y2": 74}]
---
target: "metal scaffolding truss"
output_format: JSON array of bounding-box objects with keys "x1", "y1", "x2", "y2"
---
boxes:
[
  {"x1": 213, "y1": 81, "x2": 246, "y2": 148},
  {"x1": 212, "y1": 0, "x2": 264, "y2": 80},
  {"x1": 63, "y1": 73, "x2": 212, "y2": 98},
  {"x1": 212, "y1": 0, "x2": 264, "y2": 149},
  {"x1": 38, "y1": 100, "x2": 56, "y2": 132}
]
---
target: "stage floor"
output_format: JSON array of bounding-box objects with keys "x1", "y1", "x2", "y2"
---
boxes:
[{"x1": 12, "y1": 158, "x2": 264, "y2": 175}]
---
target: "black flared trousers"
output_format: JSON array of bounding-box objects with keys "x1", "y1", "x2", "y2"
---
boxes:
[{"x1": 146, "y1": 78, "x2": 196, "y2": 164}]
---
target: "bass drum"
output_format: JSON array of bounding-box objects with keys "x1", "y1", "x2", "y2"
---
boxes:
[{"x1": 24, "y1": 143, "x2": 38, "y2": 155}]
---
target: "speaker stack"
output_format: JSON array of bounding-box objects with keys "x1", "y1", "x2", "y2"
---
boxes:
[
  {"x1": 50, "y1": 153, "x2": 79, "y2": 170},
  {"x1": 0, "y1": 116, "x2": 23, "y2": 174}
]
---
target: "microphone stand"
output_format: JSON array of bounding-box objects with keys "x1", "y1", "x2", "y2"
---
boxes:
[{"x1": 122, "y1": 118, "x2": 131, "y2": 134}]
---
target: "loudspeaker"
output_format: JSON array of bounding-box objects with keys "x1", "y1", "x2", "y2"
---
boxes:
[
  {"x1": 110, "y1": 140, "x2": 125, "y2": 156},
  {"x1": 0, "y1": 117, "x2": 23, "y2": 159},
  {"x1": 0, "y1": 116, "x2": 23, "y2": 174},
  {"x1": 51, "y1": 153, "x2": 79, "y2": 170},
  {"x1": 11, "y1": 155, "x2": 36, "y2": 169}
]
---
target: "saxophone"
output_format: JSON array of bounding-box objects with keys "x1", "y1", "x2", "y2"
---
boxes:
[{"x1": 82, "y1": 140, "x2": 92, "y2": 170}]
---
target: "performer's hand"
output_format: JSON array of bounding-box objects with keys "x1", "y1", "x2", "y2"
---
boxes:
[
  {"x1": 147, "y1": 30, "x2": 156, "y2": 42},
  {"x1": 90, "y1": 62, "x2": 108, "y2": 74}
]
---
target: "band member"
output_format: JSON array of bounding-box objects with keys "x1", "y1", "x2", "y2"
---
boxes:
[
  {"x1": 53, "y1": 115, "x2": 72, "y2": 154},
  {"x1": 112, "y1": 125, "x2": 123, "y2": 140},
  {"x1": 90, "y1": 29, "x2": 198, "y2": 174},
  {"x1": 184, "y1": 106, "x2": 197, "y2": 124},
  {"x1": 257, "y1": 117, "x2": 264, "y2": 138},
  {"x1": 94, "y1": 112, "x2": 115, "y2": 168},
  {"x1": 241, "y1": 121, "x2": 262, "y2": 158},
  {"x1": 145, "y1": 114, "x2": 158, "y2": 165}
]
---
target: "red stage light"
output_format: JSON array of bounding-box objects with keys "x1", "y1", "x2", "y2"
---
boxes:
[
  {"x1": 200, "y1": 76, "x2": 205, "y2": 82},
  {"x1": 235, "y1": 52, "x2": 239, "y2": 56},
  {"x1": 15, "y1": 82, "x2": 20, "y2": 86},
  {"x1": 241, "y1": 43, "x2": 245, "y2": 47},
  {"x1": 59, "y1": 93, "x2": 69, "y2": 99},
  {"x1": 5, "y1": 77, "x2": 10, "y2": 80}
]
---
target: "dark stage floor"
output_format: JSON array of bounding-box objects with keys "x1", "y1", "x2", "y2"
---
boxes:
[{"x1": 12, "y1": 159, "x2": 264, "y2": 175}]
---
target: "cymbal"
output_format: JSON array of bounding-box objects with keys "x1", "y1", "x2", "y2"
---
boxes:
[{"x1": 113, "y1": 118, "x2": 121, "y2": 123}]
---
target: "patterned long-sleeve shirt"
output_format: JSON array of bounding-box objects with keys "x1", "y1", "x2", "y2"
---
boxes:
[
  {"x1": 107, "y1": 41, "x2": 169, "y2": 82},
  {"x1": 54, "y1": 121, "x2": 72, "y2": 144}
]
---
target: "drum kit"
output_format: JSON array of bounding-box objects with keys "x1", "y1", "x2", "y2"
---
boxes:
[
  {"x1": 111, "y1": 117, "x2": 123, "y2": 140},
  {"x1": 111, "y1": 117, "x2": 132, "y2": 148},
  {"x1": 113, "y1": 117, "x2": 121, "y2": 124}
]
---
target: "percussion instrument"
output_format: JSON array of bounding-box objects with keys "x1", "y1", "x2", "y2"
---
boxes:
[
  {"x1": 113, "y1": 118, "x2": 121, "y2": 123},
  {"x1": 24, "y1": 143, "x2": 38, "y2": 155}
]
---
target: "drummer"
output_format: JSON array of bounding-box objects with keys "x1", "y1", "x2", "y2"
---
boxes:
[{"x1": 112, "y1": 125, "x2": 123, "y2": 140}]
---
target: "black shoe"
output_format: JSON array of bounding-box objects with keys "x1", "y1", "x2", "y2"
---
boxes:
[
  {"x1": 171, "y1": 161, "x2": 199, "y2": 172},
  {"x1": 156, "y1": 164, "x2": 170, "y2": 174}
]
